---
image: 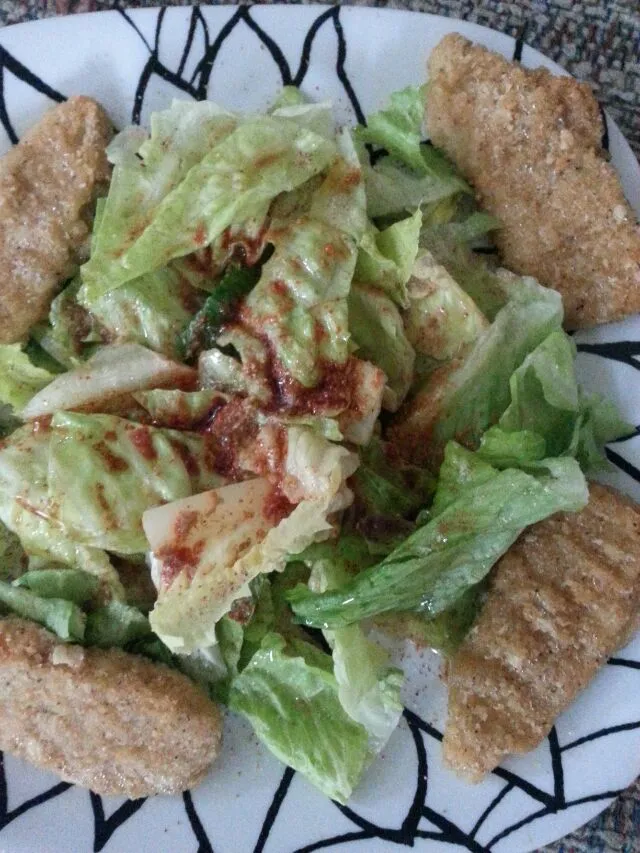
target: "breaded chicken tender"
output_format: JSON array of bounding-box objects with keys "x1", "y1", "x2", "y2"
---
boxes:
[
  {"x1": 426, "y1": 35, "x2": 640, "y2": 329},
  {"x1": 0, "y1": 618, "x2": 222, "y2": 797},
  {"x1": 0, "y1": 97, "x2": 112, "y2": 343},
  {"x1": 443, "y1": 484, "x2": 640, "y2": 782}
]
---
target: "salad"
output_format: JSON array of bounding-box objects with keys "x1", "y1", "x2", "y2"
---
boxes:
[{"x1": 0, "y1": 82, "x2": 629, "y2": 803}]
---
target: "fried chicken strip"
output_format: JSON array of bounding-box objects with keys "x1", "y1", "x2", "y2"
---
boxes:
[
  {"x1": 443, "y1": 484, "x2": 640, "y2": 781},
  {"x1": 426, "y1": 34, "x2": 640, "y2": 329},
  {"x1": 0, "y1": 618, "x2": 222, "y2": 797},
  {"x1": 0, "y1": 97, "x2": 112, "y2": 343}
]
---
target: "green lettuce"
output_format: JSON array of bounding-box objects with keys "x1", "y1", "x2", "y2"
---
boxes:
[
  {"x1": 47, "y1": 412, "x2": 224, "y2": 553},
  {"x1": 14, "y1": 568, "x2": 99, "y2": 605},
  {"x1": 0, "y1": 345, "x2": 54, "y2": 411},
  {"x1": 348, "y1": 284, "x2": 415, "y2": 411},
  {"x1": 356, "y1": 86, "x2": 427, "y2": 172},
  {"x1": 241, "y1": 130, "x2": 364, "y2": 388},
  {"x1": 0, "y1": 423, "x2": 125, "y2": 597},
  {"x1": 363, "y1": 155, "x2": 468, "y2": 220},
  {"x1": 148, "y1": 428, "x2": 358, "y2": 653},
  {"x1": 289, "y1": 444, "x2": 587, "y2": 628},
  {"x1": 180, "y1": 264, "x2": 261, "y2": 360},
  {"x1": 81, "y1": 116, "x2": 335, "y2": 302},
  {"x1": 229, "y1": 632, "x2": 370, "y2": 803},
  {"x1": 355, "y1": 210, "x2": 422, "y2": 306},
  {"x1": 474, "y1": 329, "x2": 631, "y2": 471},
  {"x1": 374, "y1": 582, "x2": 485, "y2": 656},
  {"x1": 89, "y1": 267, "x2": 203, "y2": 360},
  {"x1": 403, "y1": 250, "x2": 489, "y2": 362},
  {"x1": 395, "y1": 273, "x2": 563, "y2": 468},
  {"x1": 133, "y1": 388, "x2": 226, "y2": 429},
  {"x1": 0, "y1": 580, "x2": 86, "y2": 641},
  {"x1": 309, "y1": 556, "x2": 403, "y2": 754},
  {"x1": 85, "y1": 600, "x2": 153, "y2": 648},
  {"x1": 81, "y1": 101, "x2": 238, "y2": 298}
]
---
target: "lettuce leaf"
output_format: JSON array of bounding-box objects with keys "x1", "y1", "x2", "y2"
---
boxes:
[
  {"x1": 373, "y1": 582, "x2": 484, "y2": 655},
  {"x1": 81, "y1": 101, "x2": 238, "y2": 298},
  {"x1": 47, "y1": 412, "x2": 224, "y2": 553},
  {"x1": 81, "y1": 116, "x2": 335, "y2": 302},
  {"x1": 403, "y1": 250, "x2": 489, "y2": 362},
  {"x1": 21, "y1": 343, "x2": 195, "y2": 421},
  {"x1": 355, "y1": 210, "x2": 422, "y2": 307},
  {"x1": 14, "y1": 568, "x2": 99, "y2": 605},
  {"x1": 392, "y1": 273, "x2": 563, "y2": 469},
  {"x1": 0, "y1": 423, "x2": 125, "y2": 597},
  {"x1": 148, "y1": 428, "x2": 358, "y2": 653},
  {"x1": 85, "y1": 600, "x2": 153, "y2": 648},
  {"x1": 89, "y1": 267, "x2": 203, "y2": 360},
  {"x1": 0, "y1": 581, "x2": 86, "y2": 641},
  {"x1": 356, "y1": 86, "x2": 427, "y2": 172},
  {"x1": 229, "y1": 632, "x2": 370, "y2": 803},
  {"x1": 348, "y1": 284, "x2": 415, "y2": 412},
  {"x1": 289, "y1": 445, "x2": 587, "y2": 628},
  {"x1": 133, "y1": 388, "x2": 226, "y2": 429},
  {"x1": 309, "y1": 556, "x2": 403, "y2": 754},
  {"x1": 0, "y1": 345, "x2": 54, "y2": 412},
  {"x1": 241, "y1": 130, "x2": 364, "y2": 388},
  {"x1": 471, "y1": 329, "x2": 631, "y2": 472},
  {"x1": 363, "y1": 155, "x2": 468, "y2": 220},
  {"x1": 180, "y1": 264, "x2": 261, "y2": 360}
]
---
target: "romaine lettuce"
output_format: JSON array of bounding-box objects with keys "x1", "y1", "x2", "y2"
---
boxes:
[
  {"x1": 289, "y1": 444, "x2": 587, "y2": 628},
  {"x1": 229, "y1": 632, "x2": 370, "y2": 803},
  {"x1": 355, "y1": 211, "x2": 422, "y2": 307},
  {"x1": 47, "y1": 412, "x2": 224, "y2": 553},
  {"x1": 0, "y1": 345, "x2": 54, "y2": 412},
  {"x1": 81, "y1": 116, "x2": 335, "y2": 302},
  {"x1": 348, "y1": 284, "x2": 415, "y2": 412},
  {"x1": 148, "y1": 428, "x2": 358, "y2": 653}
]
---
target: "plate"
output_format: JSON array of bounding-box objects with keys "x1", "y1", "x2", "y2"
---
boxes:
[{"x1": 1, "y1": 6, "x2": 639, "y2": 852}]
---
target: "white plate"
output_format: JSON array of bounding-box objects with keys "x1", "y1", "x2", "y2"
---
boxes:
[{"x1": 0, "y1": 6, "x2": 639, "y2": 852}]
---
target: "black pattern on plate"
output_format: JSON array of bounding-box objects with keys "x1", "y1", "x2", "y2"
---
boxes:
[{"x1": 0, "y1": 7, "x2": 639, "y2": 851}]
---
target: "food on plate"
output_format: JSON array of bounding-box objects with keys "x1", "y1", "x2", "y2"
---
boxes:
[
  {"x1": 0, "y1": 34, "x2": 637, "y2": 803},
  {"x1": 426, "y1": 34, "x2": 640, "y2": 330},
  {"x1": 442, "y1": 484, "x2": 640, "y2": 781},
  {"x1": 0, "y1": 97, "x2": 112, "y2": 344},
  {"x1": 0, "y1": 617, "x2": 222, "y2": 796}
]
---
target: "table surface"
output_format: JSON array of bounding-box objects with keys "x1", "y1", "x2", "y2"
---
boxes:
[{"x1": 0, "y1": 1, "x2": 639, "y2": 851}]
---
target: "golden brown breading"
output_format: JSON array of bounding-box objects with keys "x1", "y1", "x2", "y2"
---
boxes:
[
  {"x1": 426, "y1": 34, "x2": 640, "y2": 329},
  {"x1": 0, "y1": 97, "x2": 112, "y2": 343},
  {"x1": 443, "y1": 484, "x2": 640, "y2": 782},
  {"x1": 0, "y1": 618, "x2": 222, "y2": 796}
]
